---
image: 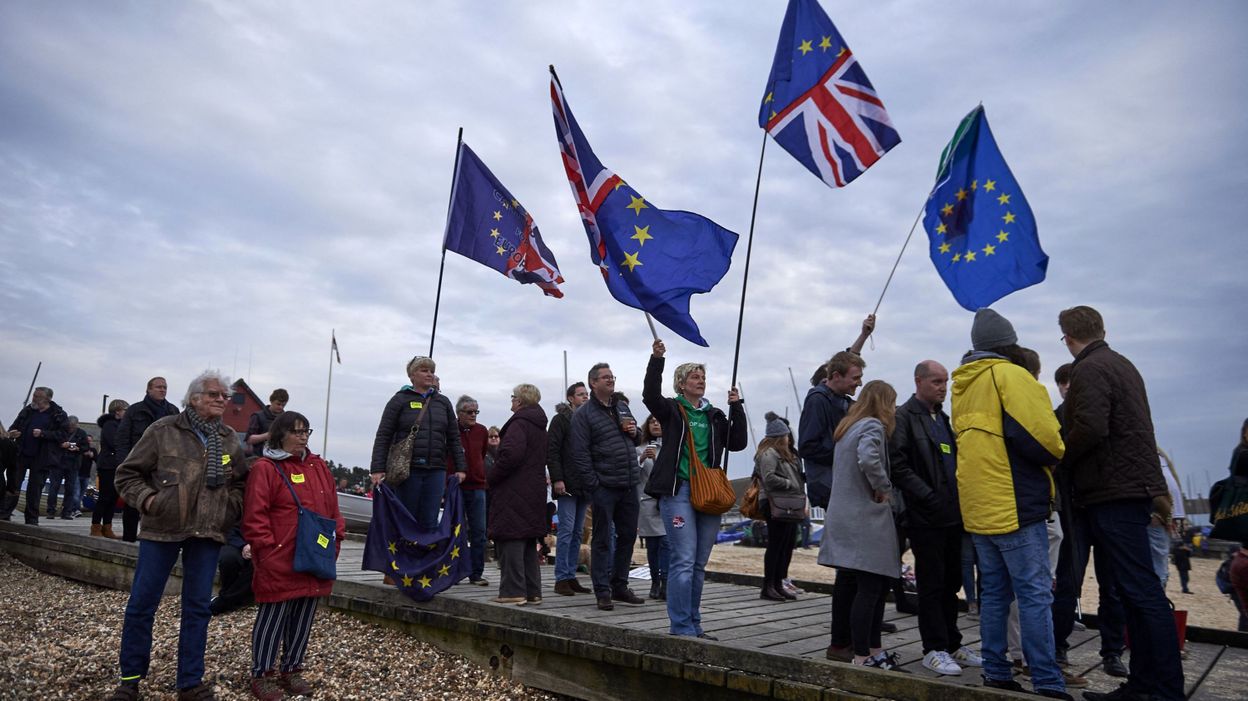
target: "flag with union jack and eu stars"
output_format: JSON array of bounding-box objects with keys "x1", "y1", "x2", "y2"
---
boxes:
[
  {"x1": 550, "y1": 70, "x2": 739, "y2": 347},
  {"x1": 923, "y1": 106, "x2": 1047, "y2": 311},
  {"x1": 444, "y1": 142, "x2": 565, "y2": 298},
  {"x1": 759, "y1": 0, "x2": 900, "y2": 188},
  {"x1": 362, "y1": 479, "x2": 470, "y2": 601}
]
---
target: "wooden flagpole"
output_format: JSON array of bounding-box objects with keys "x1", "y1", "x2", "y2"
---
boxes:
[{"x1": 429, "y1": 127, "x2": 465, "y2": 357}]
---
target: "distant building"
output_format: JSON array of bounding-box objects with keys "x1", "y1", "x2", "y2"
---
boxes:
[{"x1": 225, "y1": 379, "x2": 265, "y2": 435}]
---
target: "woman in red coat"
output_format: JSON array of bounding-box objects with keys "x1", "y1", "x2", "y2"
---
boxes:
[{"x1": 243, "y1": 411, "x2": 345, "y2": 701}]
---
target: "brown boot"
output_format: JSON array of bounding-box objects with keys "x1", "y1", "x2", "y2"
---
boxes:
[
  {"x1": 249, "y1": 674, "x2": 283, "y2": 701},
  {"x1": 553, "y1": 579, "x2": 576, "y2": 596},
  {"x1": 91, "y1": 524, "x2": 103, "y2": 537},
  {"x1": 278, "y1": 670, "x2": 313, "y2": 697},
  {"x1": 101, "y1": 524, "x2": 122, "y2": 539},
  {"x1": 383, "y1": 575, "x2": 395, "y2": 585}
]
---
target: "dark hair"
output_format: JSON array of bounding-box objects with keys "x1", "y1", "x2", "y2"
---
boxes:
[
  {"x1": 1059, "y1": 305, "x2": 1106, "y2": 343},
  {"x1": 986, "y1": 344, "x2": 1031, "y2": 370},
  {"x1": 566, "y1": 382, "x2": 586, "y2": 399},
  {"x1": 640, "y1": 414, "x2": 661, "y2": 442},
  {"x1": 588, "y1": 363, "x2": 610, "y2": 385},
  {"x1": 270, "y1": 388, "x2": 289, "y2": 403},
  {"x1": 809, "y1": 364, "x2": 827, "y2": 387},
  {"x1": 1239, "y1": 418, "x2": 1248, "y2": 449},
  {"x1": 1019, "y1": 347, "x2": 1041, "y2": 379},
  {"x1": 267, "y1": 411, "x2": 310, "y2": 449},
  {"x1": 1054, "y1": 363, "x2": 1073, "y2": 386}
]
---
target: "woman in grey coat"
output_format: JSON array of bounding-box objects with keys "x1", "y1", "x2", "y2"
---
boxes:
[
  {"x1": 756, "y1": 412, "x2": 805, "y2": 602},
  {"x1": 818, "y1": 380, "x2": 900, "y2": 670},
  {"x1": 636, "y1": 415, "x2": 668, "y2": 600}
]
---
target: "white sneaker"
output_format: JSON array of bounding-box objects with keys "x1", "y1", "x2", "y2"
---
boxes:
[
  {"x1": 922, "y1": 650, "x2": 962, "y2": 676},
  {"x1": 952, "y1": 646, "x2": 984, "y2": 667}
]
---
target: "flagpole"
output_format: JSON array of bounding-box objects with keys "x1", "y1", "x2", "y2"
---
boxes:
[
  {"x1": 643, "y1": 312, "x2": 659, "y2": 341},
  {"x1": 429, "y1": 127, "x2": 465, "y2": 358},
  {"x1": 788, "y1": 366, "x2": 802, "y2": 419},
  {"x1": 322, "y1": 331, "x2": 334, "y2": 457},
  {"x1": 870, "y1": 205, "x2": 927, "y2": 316}
]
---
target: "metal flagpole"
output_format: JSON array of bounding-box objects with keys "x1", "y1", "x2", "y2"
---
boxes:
[
  {"x1": 20, "y1": 362, "x2": 41, "y2": 409},
  {"x1": 740, "y1": 381, "x2": 758, "y2": 453},
  {"x1": 429, "y1": 127, "x2": 465, "y2": 358},
  {"x1": 788, "y1": 366, "x2": 802, "y2": 419},
  {"x1": 323, "y1": 331, "x2": 334, "y2": 457},
  {"x1": 563, "y1": 350, "x2": 568, "y2": 393},
  {"x1": 871, "y1": 204, "x2": 927, "y2": 317}
]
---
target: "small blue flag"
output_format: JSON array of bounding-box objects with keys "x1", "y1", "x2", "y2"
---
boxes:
[
  {"x1": 362, "y1": 479, "x2": 471, "y2": 601},
  {"x1": 550, "y1": 75, "x2": 739, "y2": 346},
  {"x1": 444, "y1": 142, "x2": 565, "y2": 297},
  {"x1": 923, "y1": 106, "x2": 1047, "y2": 311}
]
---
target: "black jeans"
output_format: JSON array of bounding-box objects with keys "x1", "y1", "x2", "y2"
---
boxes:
[
  {"x1": 1177, "y1": 569, "x2": 1190, "y2": 592},
  {"x1": 23, "y1": 462, "x2": 49, "y2": 523},
  {"x1": 907, "y1": 524, "x2": 964, "y2": 654},
  {"x1": 763, "y1": 518, "x2": 797, "y2": 587},
  {"x1": 92, "y1": 468, "x2": 118, "y2": 526},
  {"x1": 212, "y1": 544, "x2": 254, "y2": 614},
  {"x1": 1086, "y1": 499, "x2": 1185, "y2": 700},
  {"x1": 845, "y1": 569, "x2": 887, "y2": 656},
  {"x1": 1053, "y1": 506, "x2": 1126, "y2": 656},
  {"x1": 830, "y1": 568, "x2": 857, "y2": 648},
  {"x1": 496, "y1": 538, "x2": 541, "y2": 599},
  {"x1": 122, "y1": 504, "x2": 141, "y2": 542},
  {"x1": 590, "y1": 485, "x2": 639, "y2": 597}
]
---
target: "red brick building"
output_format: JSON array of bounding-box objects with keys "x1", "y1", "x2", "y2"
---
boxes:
[{"x1": 224, "y1": 379, "x2": 265, "y2": 434}]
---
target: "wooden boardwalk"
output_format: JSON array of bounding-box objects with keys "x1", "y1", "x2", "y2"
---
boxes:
[{"x1": 3, "y1": 512, "x2": 1245, "y2": 700}]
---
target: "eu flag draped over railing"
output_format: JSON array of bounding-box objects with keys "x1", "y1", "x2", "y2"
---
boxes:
[
  {"x1": 759, "y1": 0, "x2": 900, "y2": 188},
  {"x1": 550, "y1": 71, "x2": 739, "y2": 346},
  {"x1": 362, "y1": 479, "x2": 470, "y2": 602},
  {"x1": 444, "y1": 142, "x2": 565, "y2": 298},
  {"x1": 923, "y1": 106, "x2": 1047, "y2": 310}
]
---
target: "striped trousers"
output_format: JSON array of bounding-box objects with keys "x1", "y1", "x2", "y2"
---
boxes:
[{"x1": 251, "y1": 597, "x2": 319, "y2": 677}]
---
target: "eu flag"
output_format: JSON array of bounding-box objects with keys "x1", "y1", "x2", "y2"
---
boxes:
[
  {"x1": 362, "y1": 479, "x2": 471, "y2": 601},
  {"x1": 759, "y1": 0, "x2": 900, "y2": 188},
  {"x1": 923, "y1": 106, "x2": 1047, "y2": 311},
  {"x1": 444, "y1": 142, "x2": 565, "y2": 297},
  {"x1": 550, "y1": 74, "x2": 739, "y2": 346}
]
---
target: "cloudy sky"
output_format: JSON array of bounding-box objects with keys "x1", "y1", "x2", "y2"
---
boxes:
[{"x1": 2, "y1": 2, "x2": 1245, "y2": 498}]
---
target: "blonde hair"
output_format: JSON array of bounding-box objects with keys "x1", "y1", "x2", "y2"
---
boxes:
[
  {"x1": 833, "y1": 380, "x2": 897, "y2": 441},
  {"x1": 673, "y1": 362, "x2": 707, "y2": 395},
  {"x1": 406, "y1": 356, "x2": 436, "y2": 376},
  {"x1": 512, "y1": 383, "x2": 541, "y2": 407}
]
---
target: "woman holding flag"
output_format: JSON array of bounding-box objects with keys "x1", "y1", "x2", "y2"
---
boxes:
[{"x1": 642, "y1": 339, "x2": 748, "y2": 638}]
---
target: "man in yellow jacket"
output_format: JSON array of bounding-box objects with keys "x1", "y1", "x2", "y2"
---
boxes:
[{"x1": 952, "y1": 309, "x2": 1068, "y2": 700}]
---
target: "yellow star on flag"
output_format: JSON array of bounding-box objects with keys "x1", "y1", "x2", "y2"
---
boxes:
[
  {"x1": 390, "y1": 560, "x2": 399, "y2": 571},
  {"x1": 982, "y1": 244, "x2": 997, "y2": 256},
  {"x1": 401, "y1": 574, "x2": 413, "y2": 587},
  {"x1": 387, "y1": 542, "x2": 397, "y2": 555},
  {"x1": 837, "y1": 46, "x2": 847, "y2": 57},
  {"x1": 454, "y1": 524, "x2": 461, "y2": 537},
  {"x1": 450, "y1": 546, "x2": 461, "y2": 559},
  {"x1": 935, "y1": 222, "x2": 948, "y2": 235},
  {"x1": 492, "y1": 211, "x2": 502, "y2": 221},
  {"x1": 490, "y1": 228, "x2": 500, "y2": 239},
  {"x1": 438, "y1": 564, "x2": 451, "y2": 577},
  {"x1": 997, "y1": 193, "x2": 1011, "y2": 205},
  {"x1": 996, "y1": 230, "x2": 1009, "y2": 243},
  {"x1": 631, "y1": 225, "x2": 652, "y2": 245},
  {"x1": 819, "y1": 36, "x2": 832, "y2": 51},
  {"x1": 798, "y1": 39, "x2": 813, "y2": 55},
  {"x1": 952, "y1": 252, "x2": 962, "y2": 263},
  {"x1": 764, "y1": 92, "x2": 773, "y2": 104},
  {"x1": 939, "y1": 242, "x2": 951, "y2": 254},
  {"x1": 620, "y1": 251, "x2": 642, "y2": 272},
  {"x1": 971, "y1": 180, "x2": 978, "y2": 190},
  {"x1": 613, "y1": 179, "x2": 626, "y2": 190},
  {"x1": 941, "y1": 203, "x2": 954, "y2": 216},
  {"x1": 1002, "y1": 211, "x2": 1016, "y2": 224},
  {"x1": 626, "y1": 195, "x2": 648, "y2": 215},
  {"x1": 419, "y1": 575, "x2": 432, "y2": 588},
  {"x1": 510, "y1": 199, "x2": 519, "y2": 208},
  {"x1": 983, "y1": 179, "x2": 997, "y2": 192},
  {"x1": 955, "y1": 188, "x2": 968, "y2": 201},
  {"x1": 496, "y1": 245, "x2": 506, "y2": 256},
  {"x1": 964, "y1": 251, "x2": 977, "y2": 262},
  {"x1": 770, "y1": 110, "x2": 777, "y2": 120}
]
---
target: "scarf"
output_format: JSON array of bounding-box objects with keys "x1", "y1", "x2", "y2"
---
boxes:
[{"x1": 185, "y1": 408, "x2": 226, "y2": 489}]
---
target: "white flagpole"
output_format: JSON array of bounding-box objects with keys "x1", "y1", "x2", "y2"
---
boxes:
[{"x1": 323, "y1": 331, "x2": 334, "y2": 457}]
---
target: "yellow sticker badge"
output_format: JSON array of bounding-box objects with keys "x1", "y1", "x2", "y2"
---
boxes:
[
  {"x1": 410, "y1": 401, "x2": 424, "y2": 410},
  {"x1": 317, "y1": 534, "x2": 330, "y2": 548},
  {"x1": 291, "y1": 473, "x2": 306, "y2": 484},
  {"x1": 222, "y1": 454, "x2": 231, "y2": 465}
]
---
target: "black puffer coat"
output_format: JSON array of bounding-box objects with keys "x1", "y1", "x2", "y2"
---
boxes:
[
  {"x1": 370, "y1": 388, "x2": 466, "y2": 475},
  {"x1": 116, "y1": 397, "x2": 179, "y2": 461},
  {"x1": 97, "y1": 414, "x2": 122, "y2": 472},
  {"x1": 487, "y1": 404, "x2": 549, "y2": 540},
  {"x1": 570, "y1": 395, "x2": 639, "y2": 492},
  {"x1": 545, "y1": 403, "x2": 584, "y2": 495},
  {"x1": 1064, "y1": 340, "x2": 1166, "y2": 507}
]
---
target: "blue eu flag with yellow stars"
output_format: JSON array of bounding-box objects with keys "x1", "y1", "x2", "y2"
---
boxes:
[
  {"x1": 923, "y1": 106, "x2": 1047, "y2": 311},
  {"x1": 362, "y1": 479, "x2": 470, "y2": 602},
  {"x1": 551, "y1": 74, "x2": 739, "y2": 347}
]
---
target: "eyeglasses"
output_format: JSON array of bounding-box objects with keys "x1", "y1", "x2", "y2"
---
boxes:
[
  {"x1": 596, "y1": 375, "x2": 617, "y2": 382},
  {"x1": 459, "y1": 409, "x2": 480, "y2": 415},
  {"x1": 291, "y1": 428, "x2": 314, "y2": 436},
  {"x1": 201, "y1": 391, "x2": 231, "y2": 400}
]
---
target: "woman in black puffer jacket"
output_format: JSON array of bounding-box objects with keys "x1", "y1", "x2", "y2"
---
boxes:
[{"x1": 91, "y1": 399, "x2": 128, "y2": 538}]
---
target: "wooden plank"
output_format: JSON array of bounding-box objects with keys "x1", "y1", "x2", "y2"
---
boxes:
[{"x1": 1189, "y1": 646, "x2": 1246, "y2": 701}]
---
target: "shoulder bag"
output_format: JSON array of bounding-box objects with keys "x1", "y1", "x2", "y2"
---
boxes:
[
  {"x1": 385, "y1": 399, "x2": 430, "y2": 486},
  {"x1": 272, "y1": 463, "x2": 338, "y2": 580},
  {"x1": 678, "y1": 403, "x2": 736, "y2": 515},
  {"x1": 1210, "y1": 475, "x2": 1248, "y2": 543}
]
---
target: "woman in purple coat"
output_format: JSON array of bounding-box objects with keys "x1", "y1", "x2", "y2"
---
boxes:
[{"x1": 487, "y1": 384, "x2": 549, "y2": 605}]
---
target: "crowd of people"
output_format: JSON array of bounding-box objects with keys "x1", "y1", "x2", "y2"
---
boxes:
[{"x1": 2, "y1": 303, "x2": 1246, "y2": 701}]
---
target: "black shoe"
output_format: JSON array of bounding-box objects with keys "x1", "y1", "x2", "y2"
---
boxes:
[
  {"x1": 1082, "y1": 684, "x2": 1150, "y2": 701},
  {"x1": 760, "y1": 585, "x2": 788, "y2": 601},
  {"x1": 658, "y1": 579, "x2": 667, "y2": 600},
  {"x1": 569, "y1": 579, "x2": 592, "y2": 594},
  {"x1": 880, "y1": 621, "x2": 898, "y2": 634},
  {"x1": 982, "y1": 677, "x2": 1025, "y2": 692},
  {"x1": 1055, "y1": 647, "x2": 1069, "y2": 667},
  {"x1": 649, "y1": 581, "x2": 661, "y2": 599},
  {"x1": 596, "y1": 597, "x2": 614, "y2": 611},
  {"x1": 1037, "y1": 690, "x2": 1074, "y2": 701},
  {"x1": 697, "y1": 632, "x2": 718, "y2": 640},
  {"x1": 1101, "y1": 654, "x2": 1128, "y2": 678},
  {"x1": 612, "y1": 589, "x2": 644, "y2": 605}
]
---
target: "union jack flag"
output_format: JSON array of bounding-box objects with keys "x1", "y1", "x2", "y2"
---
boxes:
[
  {"x1": 550, "y1": 76, "x2": 621, "y2": 276},
  {"x1": 759, "y1": 0, "x2": 900, "y2": 188}
]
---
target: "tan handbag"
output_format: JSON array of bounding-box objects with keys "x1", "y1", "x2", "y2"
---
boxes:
[
  {"x1": 385, "y1": 401, "x2": 430, "y2": 486},
  {"x1": 678, "y1": 403, "x2": 736, "y2": 515},
  {"x1": 740, "y1": 475, "x2": 763, "y2": 520}
]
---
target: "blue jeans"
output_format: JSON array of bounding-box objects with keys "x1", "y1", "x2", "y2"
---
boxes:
[
  {"x1": 660, "y1": 480, "x2": 719, "y2": 636},
  {"x1": 1086, "y1": 500, "x2": 1184, "y2": 700},
  {"x1": 394, "y1": 469, "x2": 446, "y2": 530},
  {"x1": 120, "y1": 538, "x2": 221, "y2": 689},
  {"x1": 554, "y1": 493, "x2": 589, "y2": 582},
  {"x1": 1148, "y1": 523, "x2": 1170, "y2": 590},
  {"x1": 973, "y1": 521, "x2": 1063, "y2": 693},
  {"x1": 462, "y1": 488, "x2": 487, "y2": 581}
]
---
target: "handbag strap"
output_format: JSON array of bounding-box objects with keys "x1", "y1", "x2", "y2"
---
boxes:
[
  {"x1": 676, "y1": 402, "x2": 709, "y2": 475},
  {"x1": 405, "y1": 398, "x2": 432, "y2": 440},
  {"x1": 271, "y1": 462, "x2": 305, "y2": 514}
]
